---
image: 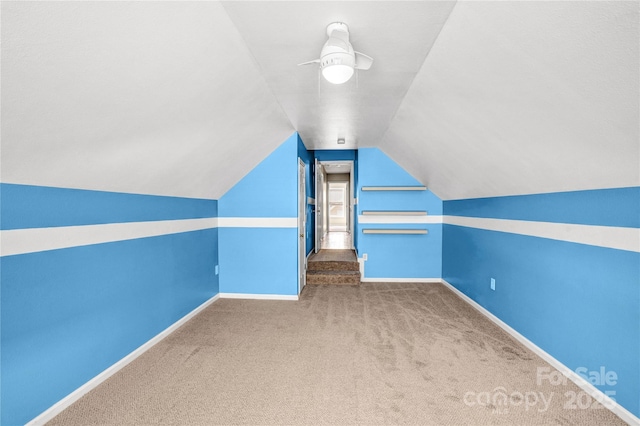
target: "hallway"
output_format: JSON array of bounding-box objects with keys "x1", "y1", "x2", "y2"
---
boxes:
[{"x1": 320, "y1": 231, "x2": 352, "y2": 250}]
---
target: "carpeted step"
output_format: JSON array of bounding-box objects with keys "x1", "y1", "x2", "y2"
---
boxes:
[
  {"x1": 306, "y1": 270, "x2": 361, "y2": 286},
  {"x1": 307, "y1": 260, "x2": 360, "y2": 272}
]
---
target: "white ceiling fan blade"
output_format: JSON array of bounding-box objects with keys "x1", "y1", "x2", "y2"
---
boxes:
[
  {"x1": 297, "y1": 59, "x2": 320, "y2": 66},
  {"x1": 354, "y1": 51, "x2": 373, "y2": 70}
]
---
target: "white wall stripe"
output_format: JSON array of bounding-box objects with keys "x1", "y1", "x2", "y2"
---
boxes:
[
  {"x1": 444, "y1": 216, "x2": 640, "y2": 253},
  {"x1": 217, "y1": 217, "x2": 297, "y2": 228},
  {"x1": 1, "y1": 217, "x2": 299, "y2": 257},
  {"x1": 0, "y1": 218, "x2": 219, "y2": 257},
  {"x1": 358, "y1": 215, "x2": 442, "y2": 224},
  {"x1": 5, "y1": 215, "x2": 635, "y2": 256}
]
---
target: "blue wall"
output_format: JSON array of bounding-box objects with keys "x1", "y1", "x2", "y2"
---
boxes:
[
  {"x1": 443, "y1": 187, "x2": 640, "y2": 417},
  {"x1": 314, "y1": 149, "x2": 356, "y2": 162},
  {"x1": 0, "y1": 184, "x2": 219, "y2": 425},
  {"x1": 218, "y1": 133, "x2": 299, "y2": 295},
  {"x1": 0, "y1": 183, "x2": 217, "y2": 229},
  {"x1": 445, "y1": 187, "x2": 640, "y2": 227},
  {"x1": 356, "y1": 148, "x2": 442, "y2": 279}
]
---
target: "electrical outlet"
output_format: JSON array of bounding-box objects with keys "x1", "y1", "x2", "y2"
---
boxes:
[
  {"x1": 363, "y1": 253, "x2": 368, "y2": 261},
  {"x1": 215, "y1": 265, "x2": 219, "y2": 275},
  {"x1": 490, "y1": 278, "x2": 496, "y2": 291}
]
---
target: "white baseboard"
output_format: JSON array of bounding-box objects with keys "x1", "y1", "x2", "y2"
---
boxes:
[
  {"x1": 440, "y1": 280, "x2": 639, "y2": 426},
  {"x1": 219, "y1": 293, "x2": 299, "y2": 301},
  {"x1": 26, "y1": 294, "x2": 220, "y2": 426},
  {"x1": 361, "y1": 277, "x2": 441, "y2": 283}
]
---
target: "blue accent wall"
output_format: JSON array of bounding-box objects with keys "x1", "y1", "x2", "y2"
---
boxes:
[
  {"x1": 1, "y1": 185, "x2": 219, "y2": 425},
  {"x1": 443, "y1": 187, "x2": 640, "y2": 417},
  {"x1": 219, "y1": 133, "x2": 299, "y2": 295},
  {"x1": 0, "y1": 183, "x2": 217, "y2": 229},
  {"x1": 445, "y1": 187, "x2": 640, "y2": 228},
  {"x1": 314, "y1": 149, "x2": 356, "y2": 162},
  {"x1": 218, "y1": 135, "x2": 297, "y2": 219},
  {"x1": 356, "y1": 148, "x2": 442, "y2": 278},
  {"x1": 218, "y1": 227, "x2": 297, "y2": 295}
]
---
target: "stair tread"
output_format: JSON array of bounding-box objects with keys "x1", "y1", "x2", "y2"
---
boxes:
[
  {"x1": 308, "y1": 249, "x2": 357, "y2": 263},
  {"x1": 307, "y1": 270, "x2": 360, "y2": 276}
]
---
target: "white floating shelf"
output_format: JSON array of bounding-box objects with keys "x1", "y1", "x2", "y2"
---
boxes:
[
  {"x1": 361, "y1": 211, "x2": 427, "y2": 216},
  {"x1": 362, "y1": 229, "x2": 428, "y2": 235},
  {"x1": 361, "y1": 186, "x2": 427, "y2": 191}
]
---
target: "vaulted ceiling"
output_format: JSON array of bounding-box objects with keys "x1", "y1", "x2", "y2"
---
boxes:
[{"x1": 2, "y1": 1, "x2": 638, "y2": 200}]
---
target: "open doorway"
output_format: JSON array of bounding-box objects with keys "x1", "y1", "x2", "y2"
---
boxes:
[
  {"x1": 328, "y1": 182, "x2": 348, "y2": 232},
  {"x1": 315, "y1": 161, "x2": 354, "y2": 250}
]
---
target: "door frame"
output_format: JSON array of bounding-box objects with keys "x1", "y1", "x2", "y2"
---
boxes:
[
  {"x1": 316, "y1": 160, "x2": 355, "y2": 250},
  {"x1": 298, "y1": 158, "x2": 306, "y2": 294},
  {"x1": 314, "y1": 159, "x2": 326, "y2": 253}
]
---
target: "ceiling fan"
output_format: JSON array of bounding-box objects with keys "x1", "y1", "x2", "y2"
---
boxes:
[{"x1": 298, "y1": 22, "x2": 373, "y2": 85}]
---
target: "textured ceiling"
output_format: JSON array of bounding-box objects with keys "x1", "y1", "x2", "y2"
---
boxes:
[
  {"x1": 1, "y1": 1, "x2": 638, "y2": 200},
  {"x1": 379, "y1": 1, "x2": 640, "y2": 200},
  {"x1": 222, "y1": 1, "x2": 456, "y2": 150},
  {"x1": 1, "y1": 1, "x2": 293, "y2": 199}
]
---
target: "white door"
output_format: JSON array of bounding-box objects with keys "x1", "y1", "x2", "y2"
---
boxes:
[
  {"x1": 314, "y1": 159, "x2": 324, "y2": 253},
  {"x1": 298, "y1": 159, "x2": 306, "y2": 293}
]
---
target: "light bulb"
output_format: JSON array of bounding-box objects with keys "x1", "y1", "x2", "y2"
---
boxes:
[{"x1": 322, "y1": 64, "x2": 354, "y2": 84}]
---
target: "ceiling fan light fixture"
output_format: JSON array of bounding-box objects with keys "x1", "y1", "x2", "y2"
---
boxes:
[
  {"x1": 298, "y1": 22, "x2": 372, "y2": 85},
  {"x1": 322, "y1": 64, "x2": 354, "y2": 84}
]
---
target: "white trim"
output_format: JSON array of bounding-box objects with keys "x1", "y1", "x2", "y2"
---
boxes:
[
  {"x1": 2, "y1": 216, "x2": 301, "y2": 256},
  {"x1": 361, "y1": 211, "x2": 427, "y2": 216},
  {"x1": 361, "y1": 186, "x2": 426, "y2": 191},
  {"x1": 219, "y1": 293, "x2": 299, "y2": 301},
  {"x1": 1, "y1": 217, "x2": 218, "y2": 257},
  {"x1": 217, "y1": 217, "x2": 297, "y2": 228},
  {"x1": 362, "y1": 229, "x2": 428, "y2": 235},
  {"x1": 359, "y1": 215, "x2": 442, "y2": 224},
  {"x1": 440, "y1": 280, "x2": 639, "y2": 426},
  {"x1": 444, "y1": 216, "x2": 640, "y2": 253},
  {"x1": 26, "y1": 294, "x2": 220, "y2": 426},
  {"x1": 361, "y1": 277, "x2": 442, "y2": 283},
  {"x1": 357, "y1": 257, "x2": 365, "y2": 276},
  {"x1": 298, "y1": 158, "x2": 307, "y2": 295}
]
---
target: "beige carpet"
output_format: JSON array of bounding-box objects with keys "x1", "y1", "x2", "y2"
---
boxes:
[
  {"x1": 308, "y1": 249, "x2": 357, "y2": 263},
  {"x1": 49, "y1": 283, "x2": 624, "y2": 425}
]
